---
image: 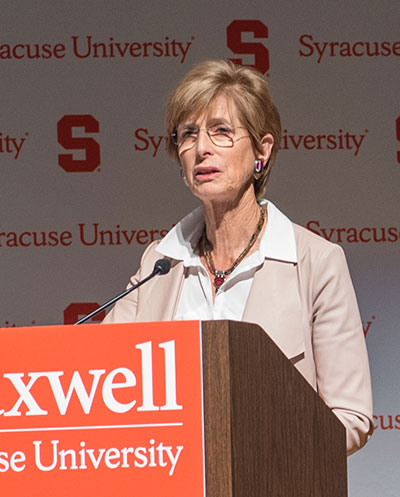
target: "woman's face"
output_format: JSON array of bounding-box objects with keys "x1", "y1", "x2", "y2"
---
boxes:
[{"x1": 177, "y1": 95, "x2": 272, "y2": 205}]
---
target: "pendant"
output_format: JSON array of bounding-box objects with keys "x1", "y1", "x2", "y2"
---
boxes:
[{"x1": 214, "y1": 275, "x2": 225, "y2": 288}]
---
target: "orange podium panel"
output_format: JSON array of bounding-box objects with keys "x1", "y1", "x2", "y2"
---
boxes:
[{"x1": 0, "y1": 322, "x2": 205, "y2": 497}]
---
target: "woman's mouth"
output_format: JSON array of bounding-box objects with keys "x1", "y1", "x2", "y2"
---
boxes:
[{"x1": 194, "y1": 166, "x2": 221, "y2": 179}]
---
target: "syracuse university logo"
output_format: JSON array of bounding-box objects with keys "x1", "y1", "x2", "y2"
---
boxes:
[
  {"x1": 227, "y1": 20, "x2": 269, "y2": 75},
  {"x1": 63, "y1": 303, "x2": 105, "y2": 324},
  {"x1": 57, "y1": 115, "x2": 101, "y2": 172}
]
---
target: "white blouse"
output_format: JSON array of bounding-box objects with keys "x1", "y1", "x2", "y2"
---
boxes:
[{"x1": 157, "y1": 200, "x2": 298, "y2": 321}]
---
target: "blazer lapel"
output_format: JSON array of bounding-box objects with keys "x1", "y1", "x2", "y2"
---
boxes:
[{"x1": 242, "y1": 259, "x2": 305, "y2": 362}]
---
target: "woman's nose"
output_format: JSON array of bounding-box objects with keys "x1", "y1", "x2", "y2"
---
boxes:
[{"x1": 196, "y1": 129, "x2": 214, "y2": 156}]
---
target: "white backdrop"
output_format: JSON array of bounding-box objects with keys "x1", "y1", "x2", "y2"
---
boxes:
[{"x1": 1, "y1": 1, "x2": 399, "y2": 495}]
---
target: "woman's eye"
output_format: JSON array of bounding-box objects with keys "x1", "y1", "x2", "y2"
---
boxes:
[
  {"x1": 181, "y1": 129, "x2": 197, "y2": 139},
  {"x1": 211, "y1": 125, "x2": 232, "y2": 135}
]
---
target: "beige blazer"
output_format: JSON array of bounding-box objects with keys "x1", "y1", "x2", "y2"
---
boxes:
[{"x1": 103, "y1": 222, "x2": 374, "y2": 455}]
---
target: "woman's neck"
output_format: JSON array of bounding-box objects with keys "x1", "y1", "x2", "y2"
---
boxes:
[{"x1": 201, "y1": 190, "x2": 264, "y2": 268}]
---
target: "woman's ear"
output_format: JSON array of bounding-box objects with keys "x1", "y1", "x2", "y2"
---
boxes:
[
  {"x1": 179, "y1": 166, "x2": 189, "y2": 186},
  {"x1": 259, "y1": 133, "x2": 274, "y2": 163}
]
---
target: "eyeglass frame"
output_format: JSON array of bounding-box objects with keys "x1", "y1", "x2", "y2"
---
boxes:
[{"x1": 171, "y1": 124, "x2": 249, "y2": 150}]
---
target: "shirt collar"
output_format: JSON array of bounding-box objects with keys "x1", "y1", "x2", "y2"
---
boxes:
[
  {"x1": 157, "y1": 200, "x2": 298, "y2": 265},
  {"x1": 157, "y1": 206, "x2": 204, "y2": 266},
  {"x1": 259, "y1": 200, "x2": 298, "y2": 263}
]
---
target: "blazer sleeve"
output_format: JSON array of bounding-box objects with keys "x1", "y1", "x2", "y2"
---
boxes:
[{"x1": 311, "y1": 242, "x2": 374, "y2": 455}]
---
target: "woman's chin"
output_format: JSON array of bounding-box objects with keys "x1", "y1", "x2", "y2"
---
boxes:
[
  {"x1": 192, "y1": 184, "x2": 226, "y2": 201},
  {"x1": 191, "y1": 184, "x2": 243, "y2": 205}
]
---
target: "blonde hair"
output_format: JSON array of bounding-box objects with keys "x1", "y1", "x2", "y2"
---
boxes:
[{"x1": 166, "y1": 59, "x2": 281, "y2": 198}]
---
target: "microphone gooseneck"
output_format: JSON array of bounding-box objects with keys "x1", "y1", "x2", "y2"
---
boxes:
[{"x1": 75, "y1": 259, "x2": 171, "y2": 325}]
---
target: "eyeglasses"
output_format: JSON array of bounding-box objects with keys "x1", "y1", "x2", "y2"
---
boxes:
[{"x1": 171, "y1": 124, "x2": 248, "y2": 151}]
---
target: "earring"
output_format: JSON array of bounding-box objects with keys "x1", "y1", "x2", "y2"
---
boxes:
[{"x1": 253, "y1": 159, "x2": 264, "y2": 179}]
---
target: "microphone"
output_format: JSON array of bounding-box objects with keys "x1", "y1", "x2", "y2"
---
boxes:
[
  {"x1": 153, "y1": 258, "x2": 171, "y2": 276},
  {"x1": 75, "y1": 259, "x2": 171, "y2": 325}
]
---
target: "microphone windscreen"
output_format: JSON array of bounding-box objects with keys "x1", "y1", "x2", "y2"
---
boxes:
[{"x1": 154, "y1": 258, "x2": 171, "y2": 275}]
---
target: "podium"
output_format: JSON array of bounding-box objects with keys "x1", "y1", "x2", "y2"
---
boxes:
[
  {"x1": 201, "y1": 320, "x2": 347, "y2": 497},
  {"x1": 0, "y1": 320, "x2": 346, "y2": 497}
]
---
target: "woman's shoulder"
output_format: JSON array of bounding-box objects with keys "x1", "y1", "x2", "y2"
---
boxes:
[
  {"x1": 291, "y1": 222, "x2": 355, "y2": 298},
  {"x1": 129, "y1": 240, "x2": 162, "y2": 277},
  {"x1": 138, "y1": 239, "x2": 182, "y2": 274},
  {"x1": 141, "y1": 239, "x2": 163, "y2": 258},
  {"x1": 292, "y1": 222, "x2": 346, "y2": 264}
]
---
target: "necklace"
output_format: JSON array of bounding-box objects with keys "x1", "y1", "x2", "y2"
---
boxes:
[{"x1": 202, "y1": 206, "x2": 266, "y2": 292}]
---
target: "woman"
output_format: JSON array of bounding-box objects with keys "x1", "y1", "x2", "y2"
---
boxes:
[{"x1": 103, "y1": 60, "x2": 373, "y2": 455}]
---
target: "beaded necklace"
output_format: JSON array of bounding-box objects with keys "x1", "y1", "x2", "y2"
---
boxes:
[{"x1": 202, "y1": 206, "x2": 266, "y2": 292}]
